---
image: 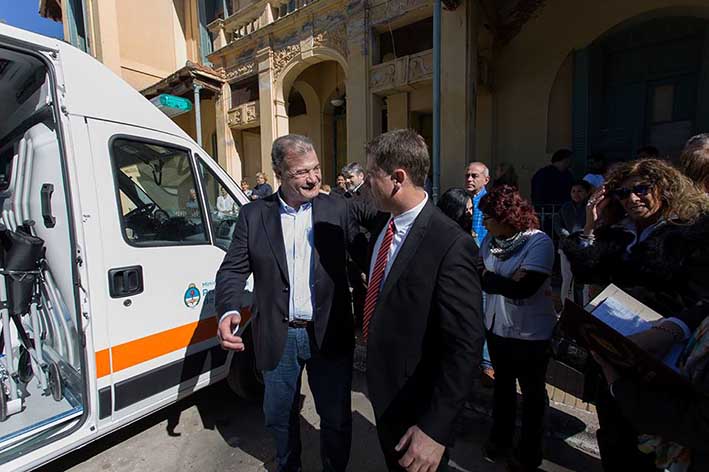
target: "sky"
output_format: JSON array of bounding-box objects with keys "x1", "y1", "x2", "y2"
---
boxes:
[{"x1": 0, "y1": 0, "x2": 64, "y2": 38}]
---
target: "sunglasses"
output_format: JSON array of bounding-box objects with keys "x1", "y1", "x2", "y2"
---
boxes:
[{"x1": 612, "y1": 183, "x2": 653, "y2": 200}]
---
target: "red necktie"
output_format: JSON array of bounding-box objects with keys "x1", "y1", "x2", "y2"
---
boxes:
[{"x1": 362, "y1": 219, "x2": 396, "y2": 342}]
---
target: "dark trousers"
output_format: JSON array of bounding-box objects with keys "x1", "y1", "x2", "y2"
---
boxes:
[
  {"x1": 262, "y1": 327, "x2": 353, "y2": 472},
  {"x1": 595, "y1": 384, "x2": 661, "y2": 472},
  {"x1": 376, "y1": 406, "x2": 450, "y2": 472},
  {"x1": 487, "y1": 332, "x2": 550, "y2": 468}
]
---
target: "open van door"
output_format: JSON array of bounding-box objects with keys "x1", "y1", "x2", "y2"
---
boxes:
[{"x1": 85, "y1": 119, "x2": 244, "y2": 425}]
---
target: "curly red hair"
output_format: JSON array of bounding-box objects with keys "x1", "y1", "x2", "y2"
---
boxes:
[{"x1": 479, "y1": 185, "x2": 539, "y2": 232}]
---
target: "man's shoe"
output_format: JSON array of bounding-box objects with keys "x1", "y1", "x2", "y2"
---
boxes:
[{"x1": 482, "y1": 441, "x2": 511, "y2": 463}]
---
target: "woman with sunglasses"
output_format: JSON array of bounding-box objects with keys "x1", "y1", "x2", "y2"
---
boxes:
[
  {"x1": 563, "y1": 158, "x2": 709, "y2": 471},
  {"x1": 477, "y1": 185, "x2": 555, "y2": 472}
]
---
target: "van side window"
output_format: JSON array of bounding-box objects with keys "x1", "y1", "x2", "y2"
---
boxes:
[
  {"x1": 197, "y1": 159, "x2": 241, "y2": 250},
  {"x1": 111, "y1": 138, "x2": 209, "y2": 246}
]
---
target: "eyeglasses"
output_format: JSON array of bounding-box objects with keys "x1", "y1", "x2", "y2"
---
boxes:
[
  {"x1": 465, "y1": 173, "x2": 483, "y2": 179},
  {"x1": 612, "y1": 183, "x2": 653, "y2": 200},
  {"x1": 288, "y1": 165, "x2": 321, "y2": 179}
]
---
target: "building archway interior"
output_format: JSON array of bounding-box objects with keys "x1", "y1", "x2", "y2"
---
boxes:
[
  {"x1": 287, "y1": 60, "x2": 347, "y2": 185},
  {"x1": 0, "y1": 46, "x2": 85, "y2": 459}
]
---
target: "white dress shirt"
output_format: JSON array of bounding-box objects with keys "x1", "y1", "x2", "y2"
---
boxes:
[
  {"x1": 278, "y1": 194, "x2": 315, "y2": 321},
  {"x1": 219, "y1": 195, "x2": 315, "y2": 326},
  {"x1": 368, "y1": 193, "x2": 428, "y2": 288}
]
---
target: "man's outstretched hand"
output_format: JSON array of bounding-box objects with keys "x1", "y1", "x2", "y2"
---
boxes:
[
  {"x1": 396, "y1": 425, "x2": 445, "y2": 472},
  {"x1": 217, "y1": 313, "x2": 245, "y2": 351}
]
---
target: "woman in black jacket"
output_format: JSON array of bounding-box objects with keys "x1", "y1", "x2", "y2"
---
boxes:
[{"x1": 563, "y1": 159, "x2": 709, "y2": 471}]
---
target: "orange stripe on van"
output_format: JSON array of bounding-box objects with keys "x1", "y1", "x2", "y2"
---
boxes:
[
  {"x1": 95, "y1": 307, "x2": 253, "y2": 378},
  {"x1": 95, "y1": 349, "x2": 111, "y2": 378}
]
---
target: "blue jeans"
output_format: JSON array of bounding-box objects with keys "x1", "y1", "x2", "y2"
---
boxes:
[{"x1": 262, "y1": 327, "x2": 353, "y2": 472}]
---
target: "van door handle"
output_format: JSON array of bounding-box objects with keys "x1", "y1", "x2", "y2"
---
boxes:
[
  {"x1": 41, "y1": 183, "x2": 56, "y2": 228},
  {"x1": 108, "y1": 266, "x2": 144, "y2": 298}
]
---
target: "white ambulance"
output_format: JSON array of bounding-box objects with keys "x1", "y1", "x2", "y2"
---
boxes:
[{"x1": 0, "y1": 24, "x2": 261, "y2": 471}]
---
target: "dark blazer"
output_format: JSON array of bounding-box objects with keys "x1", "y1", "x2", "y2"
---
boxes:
[
  {"x1": 366, "y1": 200, "x2": 484, "y2": 447},
  {"x1": 215, "y1": 192, "x2": 371, "y2": 371}
]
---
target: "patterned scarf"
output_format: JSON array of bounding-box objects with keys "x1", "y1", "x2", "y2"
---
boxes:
[{"x1": 489, "y1": 230, "x2": 535, "y2": 260}]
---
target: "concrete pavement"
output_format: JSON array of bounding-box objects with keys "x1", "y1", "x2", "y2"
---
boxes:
[{"x1": 37, "y1": 369, "x2": 601, "y2": 472}]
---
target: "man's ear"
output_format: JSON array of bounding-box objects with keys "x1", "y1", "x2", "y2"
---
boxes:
[{"x1": 391, "y1": 168, "x2": 407, "y2": 186}]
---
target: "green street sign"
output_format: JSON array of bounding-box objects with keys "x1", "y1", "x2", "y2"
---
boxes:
[{"x1": 150, "y1": 94, "x2": 193, "y2": 117}]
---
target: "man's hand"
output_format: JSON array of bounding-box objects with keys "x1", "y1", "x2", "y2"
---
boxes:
[
  {"x1": 396, "y1": 425, "x2": 445, "y2": 472},
  {"x1": 217, "y1": 313, "x2": 245, "y2": 351}
]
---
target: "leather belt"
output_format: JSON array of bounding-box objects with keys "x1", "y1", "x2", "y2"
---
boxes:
[{"x1": 288, "y1": 319, "x2": 312, "y2": 328}]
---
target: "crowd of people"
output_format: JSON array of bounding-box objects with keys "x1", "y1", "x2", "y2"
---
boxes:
[{"x1": 215, "y1": 130, "x2": 709, "y2": 472}]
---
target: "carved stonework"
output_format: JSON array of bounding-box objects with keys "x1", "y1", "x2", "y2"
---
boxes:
[
  {"x1": 225, "y1": 60, "x2": 257, "y2": 81},
  {"x1": 272, "y1": 43, "x2": 302, "y2": 78},
  {"x1": 369, "y1": 63, "x2": 396, "y2": 93},
  {"x1": 370, "y1": 0, "x2": 430, "y2": 25},
  {"x1": 369, "y1": 49, "x2": 433, "y2": 94},
  {"x1": 228, "y1": 101, "x2": 260, "y2": 129},
  {"x1": 408, "y1": 50, "x2": 433, "y2": 82},
  {"x1": 312, "y1": 24, "x2": 349, "y2": 59}
]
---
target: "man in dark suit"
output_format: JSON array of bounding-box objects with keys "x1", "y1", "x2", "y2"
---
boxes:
[
  {"x1": 215, "y1": 134, "x2": 367, "y2": 472},
  {"x1": 342, "y1": 162, "x2": 372, "y2": 332},
  {"x1": 363, "y1": 129, "x2": 484, "y2": 471}
]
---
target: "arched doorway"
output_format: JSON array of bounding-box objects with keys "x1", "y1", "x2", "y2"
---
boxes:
[
  {"x1": 277, "y1": 54, "x2": 348, "y2": 184},
  {"x1": 580, "y1": 15, "x2": 709, "y2": 161}
]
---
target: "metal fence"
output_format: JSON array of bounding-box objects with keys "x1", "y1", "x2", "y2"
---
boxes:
[{"x1": 534, "y1": 204, "x2": 562, "y2": 245}]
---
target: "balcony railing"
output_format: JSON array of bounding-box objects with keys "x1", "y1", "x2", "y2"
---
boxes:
[
  {"x1": 369, "y1": 49, "x2": 433, "y2": 94},
  {"x1": 228, "y1": 101, "x2": 260, "y2": 129}
]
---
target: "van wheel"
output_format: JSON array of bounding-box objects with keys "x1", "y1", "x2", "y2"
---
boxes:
[{"x1": 226, "y1": 327, "x2": 263, "y2": 400}]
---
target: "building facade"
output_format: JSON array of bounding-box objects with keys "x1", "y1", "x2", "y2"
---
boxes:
[{"x1": 43, "y1": 0, "x2": 709, "y2": 195}]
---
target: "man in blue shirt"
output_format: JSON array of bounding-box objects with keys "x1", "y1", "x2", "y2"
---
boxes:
[{"x1": 465, "y1": 162, "x2": 490, "y2": 247}]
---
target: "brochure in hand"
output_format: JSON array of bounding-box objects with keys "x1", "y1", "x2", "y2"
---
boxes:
[{"x1": 559, "y1": 284, "x2": 690, "y2": 391}]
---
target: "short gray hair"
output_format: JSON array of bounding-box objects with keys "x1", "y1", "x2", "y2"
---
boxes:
[
  {"x1": 342, "y1": 162, "x2": 365, "y2": 177},
  {"x1": 271, "y1": 134, "x2": 315, "y2": 172},
  {"x1": 466, "y1": 161, "x2": 489, "y2": 177}
]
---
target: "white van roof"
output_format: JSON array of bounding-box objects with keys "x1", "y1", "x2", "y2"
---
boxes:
[{"x1": 0, "y1": 23, "x2": 195, "y2": 142}]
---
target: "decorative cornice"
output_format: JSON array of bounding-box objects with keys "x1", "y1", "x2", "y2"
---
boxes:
[
  {"x1": 225, "y1": 60, "x2": 257, "y2": 82},
  {"x1": 272, "y1": 43, "x2": 302, "y2": 77}
]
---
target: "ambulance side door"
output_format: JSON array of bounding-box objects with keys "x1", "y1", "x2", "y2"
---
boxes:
[{"x1": 87, "y1": 119, "x2": 231, "y2": 424}]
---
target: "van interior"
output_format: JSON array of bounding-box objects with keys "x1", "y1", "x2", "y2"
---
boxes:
[{"x1": 0, "y1": 46, "x2": 84, "y2": 460}]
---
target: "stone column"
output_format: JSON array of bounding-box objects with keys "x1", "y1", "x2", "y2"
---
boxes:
[
  {"x1": 440, "y1": 2, "x2": 469, "y2": 191},
  {"x1": 346, "y1": 6, "x2": 368, "y2": 165},
  {"x1": 386, "y1": 93, "x2": 409, "y2": 129},
  {"x1": 257, "y1": 47, "x2": 279, "y2": 183},
  {"x1": 215, "y1": 83, "x2": 242, "y2": 181}
]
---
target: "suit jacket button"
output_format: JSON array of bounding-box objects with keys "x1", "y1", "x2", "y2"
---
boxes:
[{"x1": 283, "y1": 287, "x2": 289, "y2": 292}]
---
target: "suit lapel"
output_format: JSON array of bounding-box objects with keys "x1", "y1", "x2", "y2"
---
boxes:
[
  {"x1": 377, "y1": 201, "x2": 434, "y2": 303},
  {"x1": 310, "y1": 195, "x2": 323, "y2": 287},
  {"x1": 261, "y1": 195, "x2": 289, "y2": 282}
]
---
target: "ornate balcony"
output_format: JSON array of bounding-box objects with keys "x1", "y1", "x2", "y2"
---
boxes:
[
  {"x1": 369, "y1": 49, "x2": 434, "y2": 95},
  {"x1": 228, "y1": 100, "x2": 260, "y2": 129}
]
